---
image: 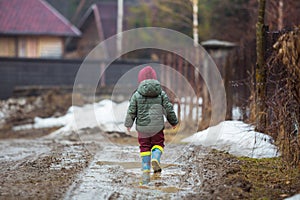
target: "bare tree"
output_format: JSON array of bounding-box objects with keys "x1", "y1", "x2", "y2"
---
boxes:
[{"x1": 255, "y1": 0, "x2": 267, "y2": 132}]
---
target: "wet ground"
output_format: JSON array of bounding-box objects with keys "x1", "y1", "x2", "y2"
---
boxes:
[
  {"x1": 2, "y1": 127, "x2": 299, "y2": 200},
  {"x1": 0, "y1": 125, "x2": 234, "y2": 200},
  {"x1": 1, "y1": 94, "x2": 300, "y2": 200}
]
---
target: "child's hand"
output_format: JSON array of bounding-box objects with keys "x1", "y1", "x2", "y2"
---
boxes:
[{"x1": 172, "y1": 125, "x2": 177, "y2": 129}]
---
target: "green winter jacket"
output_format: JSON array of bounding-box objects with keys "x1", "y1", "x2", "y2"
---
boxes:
[{"x1": 125, "y1": 79, "x2": 178, "y2": 134}]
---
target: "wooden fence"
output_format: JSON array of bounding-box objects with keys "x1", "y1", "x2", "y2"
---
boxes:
[{"x1": 0, "y1": 57, "x2": 149, "y2": 99}]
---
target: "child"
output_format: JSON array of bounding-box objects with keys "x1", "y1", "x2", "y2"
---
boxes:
[{"x1": 124, "y1": 66, "x2": 178, "y2": 185}]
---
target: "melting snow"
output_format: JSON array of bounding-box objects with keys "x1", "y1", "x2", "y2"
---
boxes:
[
  {"x1": 14, "y1": 100, "x2": 129, "y2": 135},
  {"x1": 11, "y1": 100, "x2": 279, "y2": 159},
  {"x1": 284, "y1": 194, "x2": 300, "y2": 200},
  {"x1": 182, "y1": 120, "x2": 279, "y2": 158}
]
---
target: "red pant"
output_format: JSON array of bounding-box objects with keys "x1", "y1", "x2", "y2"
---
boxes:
[{"x1": 138, "y1": 130, "x2": 165, "y2": 153}]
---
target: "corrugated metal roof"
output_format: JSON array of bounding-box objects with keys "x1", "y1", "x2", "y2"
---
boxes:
[{"x1": 0, "y1": 0, "x2": 81, "y2": 36}]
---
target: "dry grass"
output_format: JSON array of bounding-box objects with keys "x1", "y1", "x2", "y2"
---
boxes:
[{"x1": 264, "y1": 26, "x2": 300, "y2": 167}]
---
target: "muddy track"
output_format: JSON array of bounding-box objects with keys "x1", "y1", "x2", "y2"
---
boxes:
[
  {"x1": 1, "y1": 128, "x2": 299, "y2": 200},
  {"x1": 0, "y1": 129, "x2": 213, "y2": 199},
  {"x1": 64, "y1": 144, "x2": 204, "y2": 199},
  {"x1": 0, "y1": 137, "x2": 92, "y2": 200}
]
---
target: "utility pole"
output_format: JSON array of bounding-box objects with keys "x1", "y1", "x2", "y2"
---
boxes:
[
  {"x1": 191, "y1": 0, "x2": 199, "y2": 47},
  {"x1": 117, "y1": 0, "x2": 123, "y2": 56}
]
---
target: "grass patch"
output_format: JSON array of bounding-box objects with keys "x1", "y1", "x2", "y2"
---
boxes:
[{"x1": 237, "y1": 156, "x2": 300, "y2": 199}]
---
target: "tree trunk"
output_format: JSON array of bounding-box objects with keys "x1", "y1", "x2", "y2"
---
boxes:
[
  {"x1": 255, "y1": 0, "x2": 267, "y2": 132},
  {"x1": 71, "y1": 0, "x2": 86, "y2": 23},
  {"x1": 278, "y1": 0, "x2": 283, "y2": 30}
]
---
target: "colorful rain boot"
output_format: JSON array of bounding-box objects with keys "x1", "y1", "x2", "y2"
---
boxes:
[
  {"x1": 140, "y1": 152, "x2": 151, "y2": 185},
  {"x1": 151, "y1": 145, "x2": 163, "y2": 173}
]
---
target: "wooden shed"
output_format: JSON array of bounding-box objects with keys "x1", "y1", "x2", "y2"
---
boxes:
[
  {"x1": 0, "y1": 0, "x2": 81, "y2": 58},
  {"x1": 66, "y1": 2, "x2": 133, "y2": 59}
]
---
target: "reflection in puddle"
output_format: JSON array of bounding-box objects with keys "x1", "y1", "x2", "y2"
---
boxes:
[
  {"x1": 96, "y1": 161, "x2": 140, "y2": 169},
  {"x1": 65, "y1": 145, "x2": 203, "y2": 199},
  {"x1": 95, "y1": 160, "x2": 184, "y2": 194}
]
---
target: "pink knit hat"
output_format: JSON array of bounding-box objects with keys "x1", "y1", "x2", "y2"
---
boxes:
[{"x1": 138, "y1": 66, "x2": 157, "y2": 83}]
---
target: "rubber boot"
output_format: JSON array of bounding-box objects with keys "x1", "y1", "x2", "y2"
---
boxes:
[
  {"x1": 140, "y1": 154, "x2": 151, "y2": 185},
  {"x1": 151, "y1": 147, "x2": 162, "y2": 173}
]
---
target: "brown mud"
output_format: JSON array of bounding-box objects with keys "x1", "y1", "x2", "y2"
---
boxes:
[{"x1": 0, "y1": 94, "x2": 299, "y2": 199}]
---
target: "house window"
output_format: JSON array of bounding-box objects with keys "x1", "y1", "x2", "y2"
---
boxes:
[
  {"x1": 17, "y1": 37, "x2": 39, "y2": 58},
  {"x1": 0, "y1": 36, "x2": 63, "y2": 58},
  {"x1": 38, "y1": 37, "x2": 63, "y2": 58},
  {"x1": 0, "y1": 37, "x2": 16, "y2": 57}
]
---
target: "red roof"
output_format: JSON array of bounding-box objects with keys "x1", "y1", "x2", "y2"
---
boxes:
[{"x1": 0, "y1": 0, "x2": 81, "y2": 36}]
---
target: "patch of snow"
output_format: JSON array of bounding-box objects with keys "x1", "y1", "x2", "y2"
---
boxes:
[
  {"x1": 18, "y1": 100, "x2": 130, "y2": 137},
  {"x1": 232, "y1": 107, "x2": 250, "y2": 120},
  {"x1": 12, "y1": 124, "x2": 34, "y2": 131},
  {"x1": 285, "y1": 194, "x2": 300, "y2": 200},
  {"x1": 201, "y1": 39, "x2": 237, "y2": 48},
  {"x1": 17, "y1": 97, "x2": 200, "y2": 136},
  {"x1": 0, "y1": 111, "x2": 5, "y2": 128},
  {"x1": 232, "y1": 107, "x2": 242, "y2": 120},
  {"x1": 11, "y1": 96, "x2": 206, "y2": 134},
  {"x1": 182, "y1": 121, "x2": 279, "y2": 158},
  {"x1": 0, "y1": 111, "x2": 4, "y2": 119}
]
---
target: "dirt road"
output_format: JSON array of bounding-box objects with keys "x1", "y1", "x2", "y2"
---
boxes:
[
  {"x1": 1, "y1": 127, "x2": 299, "y2": 199},
  {"x1": 1, "y1": 93, "x2": 299, "y2": 199},
  {"x1": 0, "y1": 127, "x2": 241, "y2": 200},
  {"x1": 0, "y1": 94, "x2": 248, "y2": 199}
]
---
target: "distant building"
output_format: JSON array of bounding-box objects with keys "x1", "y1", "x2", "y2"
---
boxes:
[
  {"x1": 66, "y1": 2, "x2": 133, "y2": 59},
  {"x1": 0, "y1": 0, "x2": 81, "y2": 58}
]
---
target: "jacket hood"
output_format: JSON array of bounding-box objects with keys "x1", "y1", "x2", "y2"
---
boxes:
[
  {"x1": 138, "y1": 66, "x2": 157, "y2": 83},
  {"x1": 137, "y1": 79, "x2": 162, "y2": 97}
]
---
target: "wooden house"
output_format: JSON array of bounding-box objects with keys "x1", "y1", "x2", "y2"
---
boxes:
[
  {"x1": 0, "y1": 0, "x2": 81, "y2": 58},
  {"x1": 66, "y1": 2, "x2": 132, "y2": 59}
]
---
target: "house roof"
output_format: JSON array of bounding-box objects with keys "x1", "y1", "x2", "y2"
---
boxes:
[
  {"x1": 78, "y1": 2, "x2": 130, "y2": 41},
  {"x1": 96, "y1": 2, "x2": 119, "y2": 40},
  {"x1": 0, "y1": 0, "x2": 81, "y2": 37},
  {"x1": 66, "y1": 2, "x2": 134, "y2": 55}
]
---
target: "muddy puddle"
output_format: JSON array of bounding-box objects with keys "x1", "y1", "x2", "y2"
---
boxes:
[
  {"x1": 1, "y1": 93, "x2": 299, "y2": 199},
  {"x1": 63, "y1": 141, "x2": 199, "y2": 200},
  {"x1": 1, "y1": 128, "x2": 298, "y2": 199},
  {"x1": 0, "y1": 124, "x2": 222, "y2": 200},
  {"x1": 96, "y1": 161, "x2": 178, "y2": 171}
]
